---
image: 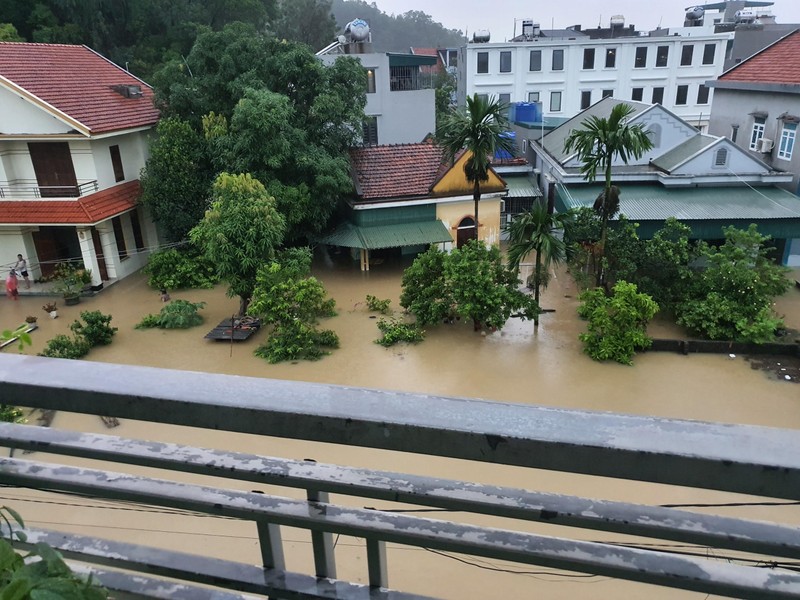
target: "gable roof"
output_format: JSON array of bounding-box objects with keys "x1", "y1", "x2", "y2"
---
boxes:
[
  {"x1": 0, "y1": 43, "x2": 159, "y2": 136},
  {"x1": 651, "y1": 135, "x2": 721, "y2": 172},
  {"x1": 350, "y1": 143, "x2": 448, "y2": 200},
  {"x1": 718, "y1": 29, "x2": 800, "y2": 86},
  {"x1": 0, "y1": 180, "x2": 140, "y2": 225}
]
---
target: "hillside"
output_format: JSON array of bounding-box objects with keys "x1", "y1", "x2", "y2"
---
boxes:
[{"x1": 331, "y1": 0, "x2": 465, "y2": 52}]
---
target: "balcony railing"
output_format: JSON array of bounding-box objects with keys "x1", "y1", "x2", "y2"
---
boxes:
[
  {"x1": 0, "y1": 179, "x2": 99, "y2": 199},
  {"x1": 1, "y1": 354, "x2": 799, "y2": 599}
]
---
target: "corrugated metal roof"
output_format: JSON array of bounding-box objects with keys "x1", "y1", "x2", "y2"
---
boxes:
[
  {"x1": 503, "y1": 177, "x2": 543, "y2": 198},
  {"x1": 559, "y1": 184, "x2": 800, "y2": 221},
  {"x1": 319, "y1": 220, "x2": 452, "y2": 250},
  {"x1": 651, "y1": 135, "x2": 719, "y2": 172}
]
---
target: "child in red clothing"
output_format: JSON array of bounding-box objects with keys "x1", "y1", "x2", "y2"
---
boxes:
[{"x1": 6, "y1": 270, "x2": 18, "y2": 300}]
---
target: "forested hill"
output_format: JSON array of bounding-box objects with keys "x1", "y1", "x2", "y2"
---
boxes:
[{"x1": 332, "y1": 0, "x2": 465, "y2": 52}]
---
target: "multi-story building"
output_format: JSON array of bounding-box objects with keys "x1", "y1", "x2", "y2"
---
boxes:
[
  {"x1": 318, "y1": 22, "x2": 436, "y2": 146},
  {"x1": 0, "y1": 42, "x2": 161, "y2": 287},
  {"x1": 460, "y1": 18, "x2": 728, "y2": 130}
]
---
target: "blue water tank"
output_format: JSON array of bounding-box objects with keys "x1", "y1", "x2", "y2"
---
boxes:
[
  {"x1": 495, "y1": 131, "x2": 516, "y2": 159},
  {"x1": 512, "y1": 102, "x2": 539, "y2": 123}
]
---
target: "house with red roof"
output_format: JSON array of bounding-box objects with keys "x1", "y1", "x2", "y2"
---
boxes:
[
  {"x1": 707, "y1": 28, "x2": 800, "y2": 264},
  {"x1": 319, "y1": 142, "x2": 506, "y2": 270},
  {"x1": 0, "y1": 42, "x2": 161, "y2": 287}
]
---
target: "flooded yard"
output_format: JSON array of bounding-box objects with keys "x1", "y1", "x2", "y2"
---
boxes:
[{"x1": 2, "y1": 255, "x2": 800, "y2": 599}]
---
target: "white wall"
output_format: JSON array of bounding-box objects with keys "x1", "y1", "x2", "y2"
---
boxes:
[
  {"x1": 0, "y1": 86, "x2": 74, "y2": 135},
  {"x1": 90, "y1": 131, "x2": 150, "y2": 190},
  {"x1": 676, "y1": 140, "x2": 768, "y2": 176}
]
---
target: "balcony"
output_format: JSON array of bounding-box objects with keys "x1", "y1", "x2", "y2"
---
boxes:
[
  {"x1": 0, "y1": 179, "x2": 99, "y2": 199},
  {"x1": 1, "y1": 354, "x2": 799, "y2": 599}
]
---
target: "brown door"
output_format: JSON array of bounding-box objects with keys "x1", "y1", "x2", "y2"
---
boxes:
[
  {"x1": 456, "y1": 217, "x2": 477, "y2": 248},
  {"x1": 31, "y1": 230, "x2": 59, "y2": 278},
  {"x1": 28, "y1": 142, "x2": 78, "y2": 197},
  {"x1": 91, "y1": 228, "x2": 109, "y2": 281}
]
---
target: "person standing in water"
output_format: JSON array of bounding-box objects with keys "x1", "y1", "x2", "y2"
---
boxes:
[
  {"x1": 13, "y1": 254, "x2": 30, "y2": 289},
  {"x1": 6, "y1": 270, "x2": 18, "y2": 300}
]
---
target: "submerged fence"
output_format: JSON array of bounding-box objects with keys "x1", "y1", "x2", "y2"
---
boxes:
[{"x1": 0, "y1": 354, "x2": 799, "y2": 599}]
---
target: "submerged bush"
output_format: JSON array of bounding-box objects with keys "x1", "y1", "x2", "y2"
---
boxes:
[
  {"x1": 70, "y1": 311, "x2": 117, "y2": 346},
  {"x1": 38, "y1": 334, "x2": 91, "y2": 359},
  {"x1": 375, "y1": 318, "x2": 425, "y2": 347},
  {"x1": 255, "y1": 321, "x2": 339, "y2": 363},
  {"x1": 366, "y1": 295, "x2": 392, "y2": 314},
  {"x1": 144, "y1": 248, "x2": 218, "y2": 290},
  {"x1": 136, "y1": 300, "x2": 206, "y2": 329}
]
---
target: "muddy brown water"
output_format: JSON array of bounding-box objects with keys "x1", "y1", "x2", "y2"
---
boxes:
[{"x1": 2, "y1": 255, "x2": 800, "y2": 599}]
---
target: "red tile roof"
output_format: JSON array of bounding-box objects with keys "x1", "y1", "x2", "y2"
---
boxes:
[
  {"x1": 0, "y1": 43, "x2": 159, "y2": 135},
  {"x1": 410, "y1": 47, "x2": 439, "y2": 57},
  {"x1": 0, "y1": 180, "x2": 140, "y2": 225},
  {"x1": 350, "y1": 143, "x2": 447, "y2": 200},
  {"x1": 720, "y1": 30, "x2": 800, "y2": 85}
]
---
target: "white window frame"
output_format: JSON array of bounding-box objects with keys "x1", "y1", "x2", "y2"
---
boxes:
[
  {"x1": 778, "y1": 122, "x2": 797, "y2": 161},
  {"x1": 713, "y1": 147, "x2": 728, "y2": 168},
  {"x1": 527, "y1": 91, "x2": 540, "y2": 102},
  {"x1": 749, "y1": 116, "x2": 766, "y2": 151},
  {"x1": 549, "y1": 90, "x2": 562, "y2": 112}
]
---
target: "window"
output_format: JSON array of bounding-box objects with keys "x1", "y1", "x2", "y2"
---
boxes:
[
  {"x1": 499, "y1": 93, "x2": 511, "y2": 117},
  {"x1": 749, "y1": 116, "x2": 766, "y2": 150},
  {"x1": 477, "y1": 52, "x2": 488, "y2": 73},
  {"x1": 476, "y1": 93, "x2": 489, "y2": 103},
  {"x1": 527, "y1": 91, "x2": 540, "y2": 102},
  {"x1": 714, "y1": 147, "x2": 728, "y2": 167},
  {"x1": 631, "y1": 87, "x2": 644, "y2": 101},
  {"x1": 580, "y1": 90, "x2": 592, "y2": 109},
  {"x1": 362, "y1": 117, "x2": 378, "y2": 146},
  {"x1": 602, "y1": 89, "x2": 613, "y2": 99},
  {"x1": 500, "y1": 51, "x2": 512, "y2": 73},
  {"x1": 605, "y1": 48, "x2": 616, "y2": 68},
  {"x1": 365, "y1": 69, "x2": 376, "y2": 93},
  {"x1": 552, "y1": 49, "x2": 564, "y2": 71},
  {"x1": 702, "y1": 43, "x2": 716, "y2": 65},
  {"x1": 675, "y1": 85, "x2": 688, "y2": 105},
  {"x1": 549, "y1": 91, "x2": 562, "y2": 112},
  {"x1": 529, "y1": 50, "x2": 541, "y2": 71},
  {"x1": 731, "y1": 125, "x2": 739, "y2": 143},
  {"x1": 656, "y1": 45, "x2": 669, "y2": 67},
  {"x1": 130, "y1": 210, "x2": 145, "y2": 251},
  {"x1": 109, "y1": 145, "x2": 125, "y2": 182},
  {"x1": 583, "y1": 48, "x2": 595, "y2": 69},
  {"x1": 390, "y1": 66, "x2": 426, "y2": 91},
  {"x1": 112, "y1": 216, "x2": 128, "y2": 260},
  {"x1": 697, "y1": 84, "x2": 710, "y2": 105},
  {"x1": 447, "y1": 50, "x2": 458, "y2": 68},
  {"x1": 635, "y1": 46, "x2": 647, "y2": 68},
  {"x1": 652, "y1": 87, "x2": 664, "y2": 104},
  {"x1": 778, "y1": 122, "x2": 797, "y2": 160},
  {"x1": 680, "y1": 45, "x2": 694, "y2": 66}
]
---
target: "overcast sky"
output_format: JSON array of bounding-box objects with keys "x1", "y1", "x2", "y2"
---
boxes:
[{"x1": 371, "y1": 0, "x2": 800, "y2": 41}]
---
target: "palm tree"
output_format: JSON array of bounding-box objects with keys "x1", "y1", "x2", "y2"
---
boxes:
[
  {"x1": 506, "y1": 203, "x2": 571, "y2": 327},
  {"x1": 563, "y1": 103, "x2": 653, "y2": 287},
  {"x1": 438, "y1": 94, "x2": 514, "y2": 242}
]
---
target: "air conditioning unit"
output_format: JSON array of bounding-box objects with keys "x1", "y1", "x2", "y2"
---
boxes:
[{"x1": 758, "y1": 138, "x2": 774, "y2": 153}]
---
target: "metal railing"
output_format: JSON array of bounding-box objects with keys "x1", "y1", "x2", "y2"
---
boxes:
[
  {"x1": 0, "y1": 354, "x2": 799, "y2": 599},
  {"x1": 0, "y1": 179, "x2": 99, "y2": 199}
]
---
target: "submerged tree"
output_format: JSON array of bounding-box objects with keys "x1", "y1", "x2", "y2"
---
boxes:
[
  {"x1": 563, "y1": 103, "x2": 653, "y2": 287},
  {"x1": 506, "y1": 203, "x2": 571, "y2": 327},
  {"x1": 438, "y1": 94, "x2": 514, "y2": 243},
  {"x1": 190, "y1": 173, "x2": 285, "y2": 316}
]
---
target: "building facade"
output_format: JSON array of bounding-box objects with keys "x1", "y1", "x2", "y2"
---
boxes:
[{"x1": 0, "y1": 42, "x2": 161, "y2": 287}]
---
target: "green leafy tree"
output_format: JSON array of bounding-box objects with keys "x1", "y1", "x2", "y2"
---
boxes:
[
  {"x1": 636, "y1": 218, "x2": 692, "y2": 310},
  {"x1": 140, "y1": 118, "x2": 213, "y2": 242},
  {"x1": 506, "y1": 203, "x2": 571, "y2": 326},
  {"x1": 563, "y1": 103, "x2": 654, "y2": 287},
  {"x1": 578, "y1": 280, "x2": 658, "y2": 365},
  {"x1": 400, "y1": 246, "x2": 453, "y2": 326},
  {"x1": 676, "y1": 225, "x2": 791, "y2": 342},
  {"x1": 136, "y1": 300, "x2": 206, "y2": 329},
  {"x1": 0, "y1": 23, "x2": 23, "y2": 41},
  {"x1": 190, "y1": 173, "x2": 285, "y2": 316},
  {"x1": 438, "y1": 94, "x2": 514, "y2": 241},
  {"x1": 434, "y1": 70, "x2": 457, "y2": 131},
  {"x1": 143, "y1": 248, "x2": 219, "y2": 290},
  {"x1": 70, "y1": 311, "x2": 117, "y2": 347}
]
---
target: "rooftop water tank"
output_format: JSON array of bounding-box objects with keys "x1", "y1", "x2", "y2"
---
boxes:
[
  {"x1": 686, "y1": 6, "x2": 705, "y2": 21},
  {"x1": 511, "y1": 102, "x2": 539, "y2": 123},
  {"x1": 345, "y1": 19, "x2": 370, "y2": 41},
  {"x1": 610, "y1": 15, "x2": 625, "y2": 27},
  {"x1": 472, "y1": 30, "x2": 491, "y2": 43},
  {"x1": 495, "y1": 131, "x2": 516, "y2": 160}
]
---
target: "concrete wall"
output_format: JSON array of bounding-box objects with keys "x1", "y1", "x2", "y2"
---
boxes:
[
  {"x1": 676, "y1": 139, "x2": 768, "y2": 176},
  {"x1": 89, "y1": 131, "x2": 150, "y2": 190},
  {"x1": 0, "y1": 86, "x2": 74, "y2": 135},
  {"x1": 708, "y1": 88, "x2": 800, "y2": 193},
  {"x1": 436, "y1": 197, "x2": 502, "y2": 248}
]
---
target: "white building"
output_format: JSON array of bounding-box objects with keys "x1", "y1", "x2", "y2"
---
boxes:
[
  {"x1": 460, "y1": 22, "x2": 728, "y2": 130},
  {"x1": 0, "y1": 42, "x2": 161, "y2": 287}
]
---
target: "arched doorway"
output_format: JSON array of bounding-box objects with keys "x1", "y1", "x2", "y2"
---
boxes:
[{"x1": 456, "y1": 216, "x2": 477, "y2": 248}]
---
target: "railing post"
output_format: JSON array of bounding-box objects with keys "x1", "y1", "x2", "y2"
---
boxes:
[
  {"x1": 256, "y1": 522, "x2": 285, "y2": 571},
  {"x1": 305, "y1": 460, "x2": 337, "y2": 578},
  {"x1": 366, "y1": 538, "x2": 388, "y2": 588}
]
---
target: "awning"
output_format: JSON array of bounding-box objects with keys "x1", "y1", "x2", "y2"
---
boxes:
[
  {"x1": 387, "y1": 53, "x2": 437, "y2": 68},
  {"x1": 504, "y1": 177, "x2": 543, "y2": 199},
  {"x1": 319, "y1": 220, "x2": 452, "y2": 250}
]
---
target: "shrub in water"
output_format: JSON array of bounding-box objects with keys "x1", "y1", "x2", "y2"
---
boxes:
[
  {"x1": 255, "y1": 321, "x2": 339, "y2": 363},
  {"x1": 366, "y1": 294, "x2": 392, "y2": 314},
  {"x1": 136, "y1": 300, "x2": 206, "y2": 329},
  {"x1": 144, "y1": 248, "x2": 218, "y2": 290},
  {"x1": 38, "y1": 334, "x2": 91, "y2": 359},
  {"x1": 375, "y1": 318, "x2": 425, "y2": 347},
  {"x1": 70, "y1": 311, "x2": 117, "y2": 346}
]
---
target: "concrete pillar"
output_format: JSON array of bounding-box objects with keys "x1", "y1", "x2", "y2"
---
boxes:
[
  {"x1": 96, "y1": 222, "x2": 119, "y2": 279},
  {"x1": 76, "y1": 227, "x2": 102, "y2": 287}
]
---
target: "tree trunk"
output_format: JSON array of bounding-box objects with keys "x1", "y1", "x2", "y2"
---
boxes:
[
  {"x1": 473, "y1": 318, "x2": 480, "y2": 332},
  {"x1": 596, "y1": 158, "x2": 613, "y2": 289},
  {"x1": 239, "y1": 295, "x2": 250, "y2": 317},
  {"x1": 473, "y1": 180, "x2": 481, "y2": 242},
  {"x1": 533, "y1": 250, "x2": 542, "y2": 327}
]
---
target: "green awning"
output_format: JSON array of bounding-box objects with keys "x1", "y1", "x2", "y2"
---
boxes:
[
  {"x1": 504, "y1": 177, "x2": 543, "y2": 199},
  {"x1": 319, "y1": 220, "x2": 452, "y2": 250},
  {"x1": 388, "y1": 53, "x2": 437, "y2": 68}
]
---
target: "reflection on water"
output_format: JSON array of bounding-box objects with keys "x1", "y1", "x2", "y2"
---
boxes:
[{"x1": 2, "y1": 254, "x2": 800, "y2": 599}]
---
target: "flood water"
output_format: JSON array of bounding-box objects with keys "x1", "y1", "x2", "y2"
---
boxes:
[{"x1": 2, "y1": 254, "x2": 800, "y2": 599}]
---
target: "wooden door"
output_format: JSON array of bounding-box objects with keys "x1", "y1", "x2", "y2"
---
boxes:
[
  {"x1": 28, "y1": 142, "x2": 78, "y2": 197},
  {"x1": 91, "y1": 228, "x2": 109, "y2": 281},
  {"x1": 456, "y1": 217, "x2": 477, "y2": 249},
  {"x1": 31, "y1": 230, "x2": 59, "y2": 278}
]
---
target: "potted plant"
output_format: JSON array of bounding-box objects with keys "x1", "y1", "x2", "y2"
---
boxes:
[
  {"x1": 51, "y1": 262, "x2": 92, "y2": 306},
  {"x1": 42, "y1": 301, "x2": 58, "y2": 319}
]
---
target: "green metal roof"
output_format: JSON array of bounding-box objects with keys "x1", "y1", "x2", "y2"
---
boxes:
[
  {"x1": 558, "y1": 184, "x2": 800, "y2": 222},
  {"x1": 319, "y1": 220, "x2": 452, "y2": 250},
  {"x1": 388, "y1": 53, "x2": 437, "y2": 67},
  {"x1": 504, "y1": 177, "x2": 543, "y2": 198}
]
